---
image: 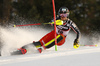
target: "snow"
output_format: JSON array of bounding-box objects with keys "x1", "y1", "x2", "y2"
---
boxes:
[
  {"x1": 0, "y1": 26, "x2": 100, "y2": 66},
  {"x1": 0, "y1": 47, "x2": 100, "y2": 66}
]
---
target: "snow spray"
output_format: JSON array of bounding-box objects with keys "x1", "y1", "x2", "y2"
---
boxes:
[
  {"x1": 0, "y1": 25, "x2": 50, "y2": 56},
  {"x1": 0, "y1": 24, "x2": 99, "y2": 56}
]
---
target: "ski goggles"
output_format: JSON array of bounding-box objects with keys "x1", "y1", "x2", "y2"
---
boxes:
[
  {"x1": 60, "y1": 13, "x2": 68, "y2": 18},
  {"x1": 59, "y1": 11, "x2": 67, "y2": 14}
]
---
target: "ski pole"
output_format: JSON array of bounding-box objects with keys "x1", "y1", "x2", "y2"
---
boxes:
[
  {"x1": 13, "y1": 20, "x2": 63, "y2": 27},
  {"x1": 13, "y1": 23, "x2": 50, "y2": 27},
  {"x1": 13, "y1": 23, "x2": 41, "y2": 27},
  {"x1": 80, "y1": 44, "x2": 98, "y2": 47}
]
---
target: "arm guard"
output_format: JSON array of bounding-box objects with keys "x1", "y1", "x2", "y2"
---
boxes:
[{"x1": 71, "y1": 22, "x2": 81, "y2": 40}]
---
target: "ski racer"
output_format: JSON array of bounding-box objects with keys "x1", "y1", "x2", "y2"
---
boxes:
[{"x1": 13, "y1": 7, "x2": 81, "y2": 55}]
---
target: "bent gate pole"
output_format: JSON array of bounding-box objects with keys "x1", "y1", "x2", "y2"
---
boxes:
[{"x1": 52, "y1": 0, "x2": 57, "y2": 51}]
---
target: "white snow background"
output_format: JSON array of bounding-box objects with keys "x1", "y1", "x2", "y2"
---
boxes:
[{"x1": 0, "y1": 25, "x2": 100, "y2": 66}]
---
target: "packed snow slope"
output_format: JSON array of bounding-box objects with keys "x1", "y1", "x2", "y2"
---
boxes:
[
  {"x1": 0, "y1": 25, "x2": 100, "y2": 66},
  {"x1": 0, "y1": 47, "x2": 100, "y2": 66}
]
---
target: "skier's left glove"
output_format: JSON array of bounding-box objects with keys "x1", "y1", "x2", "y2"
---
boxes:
[{"x1": 73, "y1": 39, "x2": 80, "y2": 49}]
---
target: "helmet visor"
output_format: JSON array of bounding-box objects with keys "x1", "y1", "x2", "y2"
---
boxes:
[
  {"x1": 60, "y1": 13, "x2": 68, "y2": 18},
  {"x1": 59, "y1": 11, "x2": 67, "y2": 14}
]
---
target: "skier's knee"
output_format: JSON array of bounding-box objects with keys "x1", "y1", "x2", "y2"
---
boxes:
[{"x1": 33, "y1": 41, "x2": 41, "y2": 48}]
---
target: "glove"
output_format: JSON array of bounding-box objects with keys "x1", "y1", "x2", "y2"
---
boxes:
[{"x1": 73, "y1": 39, "x2": 80, "y2": 49}]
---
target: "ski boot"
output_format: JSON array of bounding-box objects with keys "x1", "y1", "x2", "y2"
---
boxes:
[{"x1": 11, "y1": 48, "x2": 27, "y2": 55}]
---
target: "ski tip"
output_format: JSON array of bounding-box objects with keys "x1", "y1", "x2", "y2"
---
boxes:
[{"x1": 13, "y1": 25, "x2": 16, "y2": 27}]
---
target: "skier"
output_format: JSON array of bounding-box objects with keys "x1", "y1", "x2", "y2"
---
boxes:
[{"x1": 12, "y1": 7, "x2": 81, "y2": 55}]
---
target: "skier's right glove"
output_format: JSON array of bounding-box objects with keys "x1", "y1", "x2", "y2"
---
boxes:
[
  {"x1": 73, "y1": 39, "x2": 80, "y2": 49},
  {"x1": 51, "y1": 20, "x2": 63, "y2": 25}
]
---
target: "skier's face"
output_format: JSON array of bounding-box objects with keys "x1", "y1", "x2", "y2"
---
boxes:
[
  {"x1": 60, "y1": 13, "x2": 68, "y2": 20},
  {"x1": 61, "y1": 16, "x2": 68, "y2": 21}
]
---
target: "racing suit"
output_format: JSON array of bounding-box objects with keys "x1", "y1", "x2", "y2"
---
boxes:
[{"x1": 33, "y1": 17, "x2": 81, "y2": 50}]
